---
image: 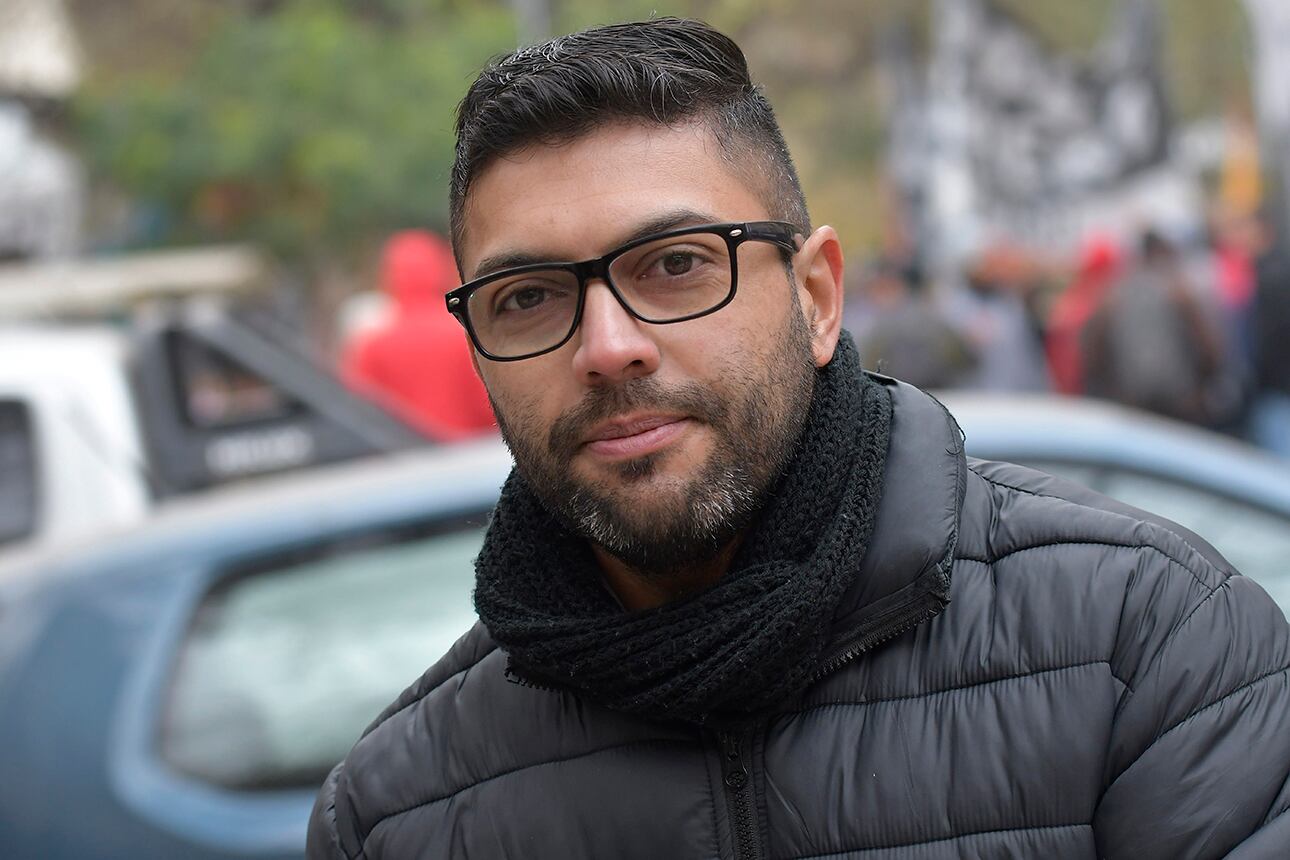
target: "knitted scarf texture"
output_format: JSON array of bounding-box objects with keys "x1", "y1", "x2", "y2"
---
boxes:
[{"x1": 473, "y1": 333, "x2": 893, "y2": 724}]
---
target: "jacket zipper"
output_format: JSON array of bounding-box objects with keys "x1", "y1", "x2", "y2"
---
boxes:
[
  {"x1": 503, "y1": 664, "x2": 563, "y2": 693},
  {"x1": 807, "y1": 568, "x2": 951, "y2": 687},
  {"x1": 717, "y1": 728, "x2": 761, "y2": 860}
]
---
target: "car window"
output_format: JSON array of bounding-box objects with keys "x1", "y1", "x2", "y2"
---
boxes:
[
  {"x1": 1025, "y1": 460, "x2": 1290, "y2": 613},
  {"x1": 165, "y1": 330, "x2": 301, "y2": 429},
  {"x1": 0, "y1": 399, "x2": 38, "y2": 547},
  {"x1": 159, "y1": 516, "x2": 486, "y2": 791}
]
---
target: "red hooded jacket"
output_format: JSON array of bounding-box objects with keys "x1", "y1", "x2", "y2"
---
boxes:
[
  {"x1": 341, "y1": 231, "x2": 495, "y2": 441},
  {"x1": 1045, "y1": 235, "x2": 1123, "y2": 395}
]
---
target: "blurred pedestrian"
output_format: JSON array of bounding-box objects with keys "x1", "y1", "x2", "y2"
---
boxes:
[
  {"x1": 1250, "y1": 231, "x2": 1290, "y2": 457},
  {"x1": 339, "y1": 230, "x2": 495, "y2": 442},
  {"x1": 1082, "y1": 229, "x2": 1224, "y2": 425},
  {"x1": 846, "y1": 257, "x2": 976, "y2": 388},
  {"x1": 1197, "y1": 204, "x2": 1270, "y2": 425},
  {"x1": 944, "y1": 242, "x2": 1052, "y2": 392},
  {"x1": 1045, "y1": 233, "x2": 1122, "y2": 395},
  {"x1": 1211, "y1": 207, "x2": 1261, "y2": 361}
]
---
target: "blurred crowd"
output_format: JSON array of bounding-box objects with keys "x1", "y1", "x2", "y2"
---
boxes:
[{"x1": 843, "y1": 206, "x2": 1290, "y2": 459}]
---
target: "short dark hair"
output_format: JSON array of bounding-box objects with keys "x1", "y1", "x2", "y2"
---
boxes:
[{"x1": 449, "y1": 17, "x2": 810, "y2": 260}]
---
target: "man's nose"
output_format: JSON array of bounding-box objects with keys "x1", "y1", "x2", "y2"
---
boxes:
[{"x1": 570, "y1": 280, "x2": 661, "y2": 385}]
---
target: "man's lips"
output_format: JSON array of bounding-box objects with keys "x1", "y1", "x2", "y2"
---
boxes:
[{"x1": 582, "y1": 415, "x2": 691, "y2": 459}]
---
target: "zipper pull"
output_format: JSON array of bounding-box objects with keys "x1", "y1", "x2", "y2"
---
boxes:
[{"x1": 720, "y1": 731, "x2": 749, "y2": 791}]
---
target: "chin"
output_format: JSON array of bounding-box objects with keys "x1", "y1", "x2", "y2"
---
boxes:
[{"x1": 610, "y1": 452, "x2": 662, "y2": 482}]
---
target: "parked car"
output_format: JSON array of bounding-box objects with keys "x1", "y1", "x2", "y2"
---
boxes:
[
  {"x1": 0, "y1": 439, "x2": 510, "y2": 860},
  {"x1": 1, "y1": 393, "x2": 1288, "y2": 858}
]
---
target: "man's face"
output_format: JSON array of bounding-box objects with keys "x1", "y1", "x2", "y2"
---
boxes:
[{"x1": 457, "y1": 122, "x2": 818, "y2": 575}]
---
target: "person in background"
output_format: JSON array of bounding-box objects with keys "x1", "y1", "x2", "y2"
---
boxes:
[
  {"x1": 340, "y1": 229, "x2": 495, "y2": 441},
  {"x1": 944, "y1": 241, "x2": 1053, "y2": 392},
  {"x1": 1083, "y1": 229, "x2": 1224, "y2": 426},
  {"x1": 845, "y1": 256, "x2": 976, "y2": 389},
  {"x1": 1045, "y1": 233, "x2": 1122, "y2": 395},
  {"x1": 1250, "y1": 218, "x2": 1290, "y2": 458},
  {"x1": 1211, "y1": 206, "x2": 1261, "y2": 365},
  {"x1": 1196, "y1": 204, "x2": 1268, "y2": 430}
]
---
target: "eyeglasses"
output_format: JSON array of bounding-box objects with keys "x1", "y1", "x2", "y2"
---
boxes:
[{"x1": 446, "y1": 221, "x2": 804, "y2": 361}]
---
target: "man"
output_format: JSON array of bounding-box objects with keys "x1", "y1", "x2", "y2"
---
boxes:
[{"x1": 309, "y1": 19, "x2": 1290, "y2": 859}]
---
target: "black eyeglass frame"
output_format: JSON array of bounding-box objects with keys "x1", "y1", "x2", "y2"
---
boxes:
[{"x1": 445, "y1": 220, "x2": 805, "y2": 361}]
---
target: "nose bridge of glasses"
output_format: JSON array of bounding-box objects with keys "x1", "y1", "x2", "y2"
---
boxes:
[
  {"x1": 573, "y1": 255, "x2": 611, "y2": 285},
  {"x1": 572, "y1": 256, "x2": 638, "y2": 315}
]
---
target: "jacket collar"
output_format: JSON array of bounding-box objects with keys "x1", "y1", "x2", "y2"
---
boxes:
[{"x1": 823, "y1": 375, "x2": 966, "y2": 658}]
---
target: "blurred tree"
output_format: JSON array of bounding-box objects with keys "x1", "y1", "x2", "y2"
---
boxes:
[
  {"x1": 71, "y1": 0, "x2": 1248, "y2": 266},
  {"x1": 74, "y1": 0, "x2": 515, "y2": 259}
]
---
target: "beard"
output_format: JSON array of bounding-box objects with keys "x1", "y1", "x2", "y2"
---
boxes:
[{"x1": 491, "y1": 304, "x2": 818, "y2": 578}]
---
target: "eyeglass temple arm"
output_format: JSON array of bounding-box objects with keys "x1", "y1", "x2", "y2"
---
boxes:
[{"x1": 744, "y1": 221, "x2": 806, "y2": 252}]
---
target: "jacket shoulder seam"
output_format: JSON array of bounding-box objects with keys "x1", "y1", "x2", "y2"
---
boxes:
[
  {"x1": 967, "y1": 467, "x2": 1066, "y2": 503},
  {"x1": 967, "y1": 468, "x2": 1224, "y2": 594},
  {"x1": 785, "y1": 658, "x2": 1128, "y2": 716},
  {"x1": 958, "y1": 540, "x2": 1213, "y2": 595}
]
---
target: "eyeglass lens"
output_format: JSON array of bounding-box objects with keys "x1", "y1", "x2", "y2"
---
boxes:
[{"x1": 466, "y1": 231, "x2": 734, "y2": 358}]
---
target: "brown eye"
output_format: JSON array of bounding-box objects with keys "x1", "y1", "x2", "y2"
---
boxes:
[
  {"x1": 510, "y1": 287, "x2": 547, "y2": 310},
  {"x1": 662, "y1": 253, "x2": 694, "y2": 276}
]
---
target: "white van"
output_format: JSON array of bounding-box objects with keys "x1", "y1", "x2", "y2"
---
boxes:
[
  {"x1": 0, "y1": 326, "x2": 148, "y2": 549},
  {"x1": 0, "y1": 250, "x2": 425, "y2": 558}
]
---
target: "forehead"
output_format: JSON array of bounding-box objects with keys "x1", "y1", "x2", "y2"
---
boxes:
[{"x1": 457, "y1": 122, "x2": 769, "y2": 274}]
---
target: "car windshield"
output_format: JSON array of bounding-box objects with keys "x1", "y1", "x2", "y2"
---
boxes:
[{"x1": 160, "y1": 518, "x2": 486, "y2": 790}]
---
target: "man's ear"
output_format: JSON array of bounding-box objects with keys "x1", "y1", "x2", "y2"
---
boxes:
[{"x1": 794, "y1": 225, "x2": 845, "y2": 367}]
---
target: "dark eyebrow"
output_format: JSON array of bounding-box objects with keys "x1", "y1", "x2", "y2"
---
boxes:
[{"x1": 471, "y1": 207, "x2": 722, "y2": 279}]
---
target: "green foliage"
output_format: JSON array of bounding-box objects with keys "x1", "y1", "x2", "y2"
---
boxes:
[
  {"x1": 72, "y1": 0, "x2": 1249, "y2": 261},
  {"x1": 75, "y1": 0, "x2": 516, "y2": 258}
]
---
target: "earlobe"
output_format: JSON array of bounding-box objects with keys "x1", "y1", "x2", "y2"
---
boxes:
[{"x1": 797, "y1": 225, "x2": 845, "y2": 367}]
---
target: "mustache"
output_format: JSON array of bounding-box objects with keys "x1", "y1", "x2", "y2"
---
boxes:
[{"x1": 548, "y1": 377, "x2": 730, "y2": 459}]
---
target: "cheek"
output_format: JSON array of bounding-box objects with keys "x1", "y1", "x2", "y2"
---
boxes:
[
  {"x1": 691, "y1": 295, "x2": 796, "y2": 368},
  {"x1": 668, "y1": 286, "x2": 784, "y2": 356},
  {"x1": 478, "y1": 363, "x2": 561, "y2": 435}
]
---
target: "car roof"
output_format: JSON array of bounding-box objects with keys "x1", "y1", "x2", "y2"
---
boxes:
[
  {"x1": 0, "y1": 437, "x2": 513, "y2": 586},
  {"x1": 939, "y1": 392, "x2": 1290, "y2": 512}
]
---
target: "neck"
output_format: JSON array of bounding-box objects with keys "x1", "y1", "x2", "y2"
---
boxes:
[{"x1": 593, "y1": 537, "x2": 744, "y2": 611}]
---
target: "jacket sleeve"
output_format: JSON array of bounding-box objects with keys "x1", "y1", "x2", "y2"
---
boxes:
[
  {"x1": 307, "y1": 763, "x2": 356, "y2": 860},
  {"x1": 1225, "y1": 805, "x2": 1290, "y2": 859},
  {"x1": 1092, "y1": 554, "x2": 1290, "y2": 859}
]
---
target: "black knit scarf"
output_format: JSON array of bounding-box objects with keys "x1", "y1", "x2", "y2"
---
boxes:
[{"x1": 473, "y1": 333, "x2": 892, "y2": 724}]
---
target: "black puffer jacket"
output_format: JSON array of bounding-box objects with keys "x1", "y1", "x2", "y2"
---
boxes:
[{"x1": 309, "y1": 380, "x2": 1290, "y2": 859}]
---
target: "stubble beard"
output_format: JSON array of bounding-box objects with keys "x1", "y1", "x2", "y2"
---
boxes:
[{"x1": 492, "y1": 308, "x2": 818, "y2": 579}]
